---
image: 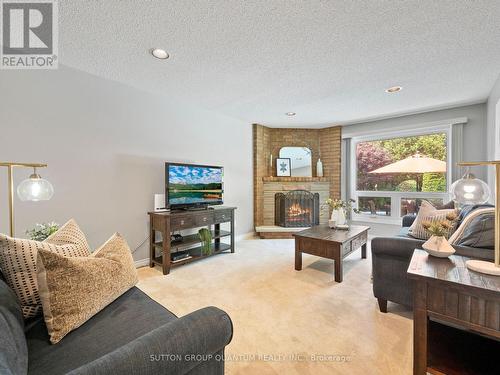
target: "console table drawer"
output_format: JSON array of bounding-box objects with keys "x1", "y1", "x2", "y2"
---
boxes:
[
  {"x1": 426, "y1": 285, "x2": 500, "y2": 333},
  {"x1": 214, "y1": 210, "x2": 231, "y2": 223},
  {"x1": 171, "y1": 216, "x2": 195, "y2": 230},
  {"x1": 351, "y1": 232, "x2": 367, "y2": 251},
  {"x1": 195, "y1": 212, "x2": 214, "y2": 226},
  {"x1": 341, "y1": 242, "x2": 352, "y2": 257}
]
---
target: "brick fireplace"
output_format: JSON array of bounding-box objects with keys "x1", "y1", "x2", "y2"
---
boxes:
[{"x1": 253, "y1": 124, "x2": 342, "y2": 238}]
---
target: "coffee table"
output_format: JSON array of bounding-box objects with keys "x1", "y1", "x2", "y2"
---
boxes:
[{"x1": 293, "y1": 225, "x2": 370, "y2": 282}]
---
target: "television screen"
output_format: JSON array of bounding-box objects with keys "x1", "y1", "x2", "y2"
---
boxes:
[{"x1": 166, "y1": 163, "x2": 223, "y2": 208}]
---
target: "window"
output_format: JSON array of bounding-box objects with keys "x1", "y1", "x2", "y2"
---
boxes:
[
  {"x1": 400, "y1": 197, "x2": 444, "y2": 216},
  {"x1": 358, "y1": 197, "x2": 391, "y2": 216},
  {"x1": 351, "y1": 130, "x2": 451, "y2": 224}
]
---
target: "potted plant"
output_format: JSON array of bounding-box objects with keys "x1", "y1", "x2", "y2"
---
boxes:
[
  {"x1": 198, "y1": 228, "x2": 212, "y2": 255},
  {"x1": 421, "y1": 212, "x2": 458, "y2": 257},
  {"x1": 325, "y1": 198, "x2": 359, "y2": 229},
  {"x1": 26, "y1": 222, "x2": 59, "y2": 241}
]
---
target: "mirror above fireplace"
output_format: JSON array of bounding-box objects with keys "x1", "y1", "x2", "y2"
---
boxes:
[{"x1": 279, "y1": 147, "x2": 312, "y2": 177}]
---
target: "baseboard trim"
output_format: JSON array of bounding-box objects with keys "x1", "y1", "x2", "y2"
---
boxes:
[
  {"x1": 235, "y1": 231, "x2": 257, "y2": 241},
  {"x1": 134, "y1": 258, "x2": 150, "y2": 268}
]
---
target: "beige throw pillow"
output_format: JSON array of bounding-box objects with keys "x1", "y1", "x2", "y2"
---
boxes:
[
  {"x1": 409, "y1": 201, "x2": 458, "y2": 240},
  {"x1": 37, "y1": 233, "x2": 138, "y2": 344},
  {"x1": 0, "y1": 219, "x2": 91, "y2": 318},
  {"x1": 408, "y1": 201, "x2": 434, "y2": 232}
]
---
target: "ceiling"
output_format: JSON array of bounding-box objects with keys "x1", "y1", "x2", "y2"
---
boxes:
[{"x1": 60, "y1": 1, "x2": 500, "y2": 127}]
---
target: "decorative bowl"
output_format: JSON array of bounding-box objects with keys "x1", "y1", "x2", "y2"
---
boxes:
[
  {"x1": 328, "y1": 220, "x2": 349, "y2": 230},
  {"x1": 335, "y1": 224, "x2": 350, "y2": 230},
  {"x1": 422, "y1": 235, "x2": 455, "y2": 258},
  {"x1": 422, "y1": 247, "x2": 455, "y2": 258}
]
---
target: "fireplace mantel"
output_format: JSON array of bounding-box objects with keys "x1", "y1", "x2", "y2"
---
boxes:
[{"x1": 262, "y1": 177, "x2": 329, "y2": 182}]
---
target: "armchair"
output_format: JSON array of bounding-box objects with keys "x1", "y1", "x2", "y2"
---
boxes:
[{"x1": 372, "y1": 215, "x2": 494, "y2": 312}]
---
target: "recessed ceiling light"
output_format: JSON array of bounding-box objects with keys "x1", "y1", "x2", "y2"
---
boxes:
[
  {"x1": 385, "y1": 86, "x2": 402, "y2": 93},
  {"x1": 285, "y1": 112, "x2": 296, "y2": 116},
  {"x1": 151, "y1": 48, "x2": 169, "y2": 59}
]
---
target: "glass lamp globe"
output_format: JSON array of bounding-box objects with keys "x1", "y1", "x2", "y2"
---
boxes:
[
  {"x1": 450, "y1": 172, "x2": 490, "y2": 205},
  {"x1": 17, "y1": 171, "x2": 54, "y2": 201}
]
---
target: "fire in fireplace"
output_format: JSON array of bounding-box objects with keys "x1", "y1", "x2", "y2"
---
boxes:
[{"x1": 275, "y1": 190, "x2": 320, "y2": 227}]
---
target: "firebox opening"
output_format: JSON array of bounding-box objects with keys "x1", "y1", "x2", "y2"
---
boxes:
[{"x1": 275, "y1": 190, "x2": 320, "y2": 227}]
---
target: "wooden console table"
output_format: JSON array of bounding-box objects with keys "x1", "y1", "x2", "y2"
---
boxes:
[
  {"x1": 408, "y1": 249, "x2": 500, "y2": 375},
  {"x1": 149, "y1": 207, "x2": 236, "y2": 275}
]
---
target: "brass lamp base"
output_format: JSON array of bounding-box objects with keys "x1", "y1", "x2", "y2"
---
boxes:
[
  {"x1": 1, "y1": 162, "x2": 48, "y2": 237},
  {"x1": 458, "y1": 161, "x2": 500, "y2": 277},
  {"x1": 466, "y1": 260, "x2": 500, "y2": 276}
]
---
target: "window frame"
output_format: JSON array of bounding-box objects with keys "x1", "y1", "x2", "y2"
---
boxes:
[{"x1": 349, "y1": 125, "x2": 453, "y2": 225}]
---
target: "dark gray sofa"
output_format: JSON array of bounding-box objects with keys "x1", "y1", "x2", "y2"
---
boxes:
[
  {"x1": 371, "y1": 213, "x2": 495, "y2": 313},
  {"x1": 1, "y1": 276, "x2": 233, "y2": 375}
]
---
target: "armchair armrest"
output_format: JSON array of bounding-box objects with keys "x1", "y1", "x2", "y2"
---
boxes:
[
  {"x1": 69, "y1": 306, "x2": 233, "y2": 375},
  {"x1": 371, "y1": 236, "x2": 424, "y2": 259},
  {"x1": 371, "y1": 236, "x2": 424, "y2": 309}
]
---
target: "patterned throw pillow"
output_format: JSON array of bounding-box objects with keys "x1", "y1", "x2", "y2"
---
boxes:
[
  {"x1": 37, "y1": 233, "x2": 138, "y2": 344},
  {"x1": 408, "y1": 201, "x2": 458, "y2": 240},
  {"x1": 449, "y1": 208, "x2": 495, "y2": 248},
  {"x1": 0, "y1": 219, "x2": 90, "y2": 319}
]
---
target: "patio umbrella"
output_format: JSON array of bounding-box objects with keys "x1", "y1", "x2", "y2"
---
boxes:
[{"x1": 369, "y1": 152, "x2": 446, "y2": 191}]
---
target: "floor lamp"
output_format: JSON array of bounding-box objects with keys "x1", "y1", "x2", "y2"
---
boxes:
[
  {"x1": 1, "y1": 162, "x2": 54, "y2": 237},
  {"x1": 451, "y1": 161, "x2": 499, "y2": 276}
]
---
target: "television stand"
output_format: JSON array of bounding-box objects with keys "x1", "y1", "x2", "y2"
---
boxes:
[{"x1": 148, "y1": 206, "x2": 236, "y2": 275}]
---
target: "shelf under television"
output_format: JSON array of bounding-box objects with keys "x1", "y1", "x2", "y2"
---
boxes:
[
  {"x1": 152, "y1": 242, "x2": 231, "y2": 267},
  {"x1": 153, "y1": 229, "x2": 231, "y2": 252},
  {"x1": 171, "y1": 242, "x2": 232, "y2": 267}
]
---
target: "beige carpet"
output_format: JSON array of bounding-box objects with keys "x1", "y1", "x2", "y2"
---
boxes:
[{"x1": 137, "y1": 238, "x2": 413, "y2": 375}]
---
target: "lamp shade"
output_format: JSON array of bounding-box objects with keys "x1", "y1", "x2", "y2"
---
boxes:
[
  {"x1": 17, "y1": 173, "x2": 54, "y2": 201},
  {"x1": 450, "y1": 172, "x2": 490, "y2": 205}
]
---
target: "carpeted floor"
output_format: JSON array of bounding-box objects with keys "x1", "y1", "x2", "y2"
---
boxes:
[{"x1": 137, "y1": 238, "x2": 413, "y2": 374}]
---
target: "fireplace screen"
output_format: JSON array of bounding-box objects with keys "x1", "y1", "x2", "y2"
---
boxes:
[{"x1": 275, "y1": 190, "x2": 320, "y2": 227}]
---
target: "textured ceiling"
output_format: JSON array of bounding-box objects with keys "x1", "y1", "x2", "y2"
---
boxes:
[{"x1": 59, "y1": 1, "x2": 500, "y2": 127}]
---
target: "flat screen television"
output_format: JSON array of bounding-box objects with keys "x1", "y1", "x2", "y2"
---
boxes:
[{"x1": 165, "y1": 162, "x2": 224, "y2": 209}]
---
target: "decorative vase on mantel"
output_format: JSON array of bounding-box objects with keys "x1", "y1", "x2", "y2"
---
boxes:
[
  {"x1": 316, "y1": 158, "x2": 324, "y2": 177},
  {"x1": 422, "y1": 235, "x2": 455, "y2": 258}
]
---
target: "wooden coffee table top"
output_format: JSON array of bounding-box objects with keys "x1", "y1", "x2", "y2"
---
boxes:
[{"x1": 293, "y1": 225, "x2": 370, "y2": 244}]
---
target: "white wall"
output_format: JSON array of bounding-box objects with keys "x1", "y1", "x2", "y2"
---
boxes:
[
  {"x1": 0, "y1": 66, "x2": 253, "y2": 261},
  {"x1": 486, "y1": 74, "x2": 500, "y2": 198}
]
